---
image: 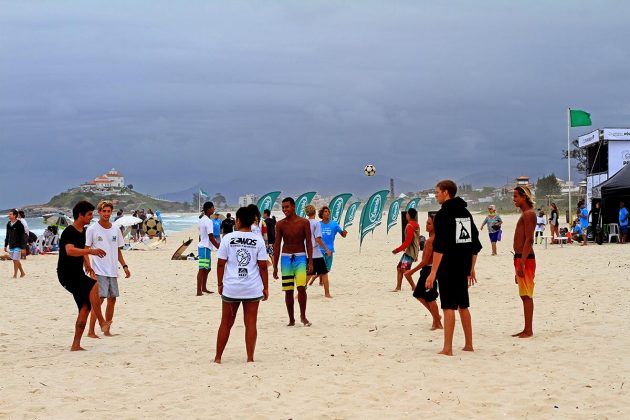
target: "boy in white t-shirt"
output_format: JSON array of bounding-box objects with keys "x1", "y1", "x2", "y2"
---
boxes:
[
  {"x1": 214, "y1": 206, "x2": 269, "y2": 364},
  {"x1": 197, "y1": 201, "x2": 220, "y2": 296},
  {"x1": 535, "y1": 210, "x2": 546, "y2": 244},
  {"x1": 86, "y1": 201, "x2": 130, "y2": 338}
]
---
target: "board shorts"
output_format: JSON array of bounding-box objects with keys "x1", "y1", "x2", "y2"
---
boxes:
[
  {"x1": 221, "y1": 295, "x2": 263, "y2": 303},
  {"x1": 9, "y1": 247, "x2": 22, "y2": 261},
  {"x1": 198, "y1": 246, "x2": 211, "y2": 270},
  {"x1": 489, "y1": 231, "x2": 500, "y2": 242},
  {"x1": 323, "y1": 253, "x2": 333, "y2": 271},
  {"x1": 308, "y1": 257, "x2": 329, "y2": 276},
  {"x1": 58, "y1": 272, "x2": 97, "y2": 311},
  {"x1": 96, "y1": 275, "x2": 120, "y2": 298},
  {"x1": 412, "y1": 266, "x2": 438, "y2": 302},
  {"x1": 281, "y1": 253, "x2": 307, "y2": 291},
  {"x1": 397, "y1": 253, "x2": 414, "y2": 271},
  {"x1": 514, "y1": 254, "x2": 536, "y2": 298},
  {"x1": 621, "y1": 225, "x2": 628, "y2": 235}
]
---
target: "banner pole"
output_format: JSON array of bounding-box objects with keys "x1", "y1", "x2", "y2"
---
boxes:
[{"x1": 567, "y1": 108, "x2": 572, "y2": 218}]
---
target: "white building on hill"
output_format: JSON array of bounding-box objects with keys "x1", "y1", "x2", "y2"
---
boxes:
[{"x1": 82, "y1": 168, "x2": 126, "y2": 190}]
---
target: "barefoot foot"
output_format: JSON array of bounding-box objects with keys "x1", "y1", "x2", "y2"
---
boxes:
[
  {"x1": 70, "y1": 346, "x2": 86, "y2": 351},
  {"x1": 87, "y1": 332, "x2": 100, "y2": 339},
  {"x1": 438, "y1": 349, "x2": 453, "y2": 356},
  {"x1": 517, "y1": 332, "x2": 533, "y2": 338},
  {"x1": 301, "y1": 318, "x2": 312, "y2": 327},
  {"x1": 462, "y1": 346, "x2": 474, "y2": 352},
  {"x1": 287, "y1": 320, "x2": 295, "y2": 326},
  {"x1": 390, "y1": 289, "x2": 401, "y2": 292},
  {"x1": 511, "y1": 330, "x2": 525, "y2": 337}
]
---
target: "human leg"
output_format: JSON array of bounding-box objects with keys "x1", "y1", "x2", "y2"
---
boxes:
[
  {"x1": 459, "y1": 308, "x2": 473, "y2": 351},
  {"x1": 321, "y1": 273, "x2": 332, "y2": 298},
  {"x1": 71, "y1": 304, "x2": 91, "y2": 351},
  {"x1": 104, "y1": 297, "x2": 116, "y2": 336},
  {"x1": 196, "y1": 269, "x2": 209, "y2": 296},
  {"x1": 491, "y1": 241, "x2": 497, "y2": 255},
  {"x1": 214, "y1": 301, "x2": 240, "y2": 363},
  {"x1": 242, "y1": 301, "x2": 260, "y2": 362},
  {"x1": 87, "y1": 297, "x2": 105, "y2": 338},
  {"x1": 440, "y1": 309, "x2": 455, "y2": 356}
]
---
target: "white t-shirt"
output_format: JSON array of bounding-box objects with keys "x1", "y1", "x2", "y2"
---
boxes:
[
  {"x1": 19, "y1": 219, "x2": 29, "y2": 235},
  {"x1": 251, "y1": 221, "x2": 264, "y2": 241},
  {"x1": 86, "y1": 222, "x2": 125, "y2": 277},
  {"x1": 199, "y1": 215, "x2": 214, "y2": 249},
  {"x1": 217, "y1": 231, "x2": 267, "y2": 299},
  {"x1": 535, "y1": 216, "x2": 546, "y2": 232},
  {"x1": 308, "y1": 218, "x2": 323, "y2": 258}
]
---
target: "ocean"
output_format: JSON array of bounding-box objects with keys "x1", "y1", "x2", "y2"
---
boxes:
[{"x1": 0, "y1": 213, "x2": 201, "y2": 246}]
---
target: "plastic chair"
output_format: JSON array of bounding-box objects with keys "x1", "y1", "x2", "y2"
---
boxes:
[{"x1": 608, "y1": 224, "x2": 620, "y2": 243}]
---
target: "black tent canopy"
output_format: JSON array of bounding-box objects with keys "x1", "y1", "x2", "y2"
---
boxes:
[{"x1": 598, "y1": 163, "x2": 630, "y2": 224}]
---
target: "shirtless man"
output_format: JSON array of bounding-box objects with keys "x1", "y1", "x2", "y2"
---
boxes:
[
  {"x1": 512, "y1": 186, "x2": 537, "y2": 338},
  {"x1": 273, "y1": 197, "x2": 313, "y2": 326}
]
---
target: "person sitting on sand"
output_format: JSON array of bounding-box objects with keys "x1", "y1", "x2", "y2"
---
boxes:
[
  {"x1": 512, "y1": 186, "x2": 537, "y2": 338},
  {"x1": 214, "y1": 206, "x2": 269, "y2": 363},
  {"x1": 404, "y1": 213, "x2": 442, "y2": 330},
  {"x1": 392, "y1": 208, "x2": 419, "y2": 291}
]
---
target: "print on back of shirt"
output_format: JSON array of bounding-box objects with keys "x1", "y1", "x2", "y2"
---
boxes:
[
  {"x1": 456, "y1": 217, "x2": 472, "y2": 243},
  {"x1": 237, "y1": 249, "x2": 251, "y2": 278}
]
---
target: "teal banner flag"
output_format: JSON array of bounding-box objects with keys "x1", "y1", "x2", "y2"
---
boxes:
[
  {"x1": 386, "y1": 198, "x2": 404, "y2": 234},
  {"x1": 359, "y1": 190, "x2": 389, "y2": 247},
  {"x1": 295, "y1": 192, "x2": 317, "y2": 218},
  {"x1": 257, "y1": 191, "x2": 281, "y2": 215},
  {"x1": 405, "y1": 198, "x2": 421, "y2": 212},
  {"x1": 328, "y1": 193, "x2": 353, "y2": 224},
  {"x1": 343, "y1": 201, "x2": 361, "y2": 229}
]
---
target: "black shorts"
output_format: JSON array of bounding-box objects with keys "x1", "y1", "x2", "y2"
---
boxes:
[
  {"x1": 437, "y1": 270, "x2": 469, "y2": 310},
  {"x1": 58, "y1": 273, "x2": 96, "y2": 311},
  {"x1": 221, "y1": 295, "x2": 263, "y2": 303},
  {"x1": 412, "y1": 266, "x2": 438, "y2": 302},
  {"x1": 308, "y1": 257, "x2": 329, "y2": 276}
]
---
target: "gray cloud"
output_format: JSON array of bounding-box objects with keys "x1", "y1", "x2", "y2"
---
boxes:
[{"x1": 1, "y1": 1, "x2": 630, "y2": 208}]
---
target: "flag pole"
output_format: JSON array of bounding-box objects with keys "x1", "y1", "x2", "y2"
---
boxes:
[
  {"x1": 567, "y1": 107, "x2": 572, "y2": 220},
  {"x1": 198, "y1": 188, "x2": 201, "y2": 213}
]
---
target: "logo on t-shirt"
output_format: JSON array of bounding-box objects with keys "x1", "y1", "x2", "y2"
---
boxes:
[
  {"x1": 455, "y1": 218, "x2": 472, "y2": 244},
  {"x1": 112, "y1": 236, "x2": 117, "y2": 241},
  {"x1": 236, "y1": 249, "x2": 251, "y2": 266},
  {"x1": 97, "y1": 236, "x2": 103, "y2": 242}
]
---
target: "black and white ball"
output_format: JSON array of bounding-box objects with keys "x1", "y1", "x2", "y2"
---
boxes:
[{"x1": 364, "y1": 164, "x2": 376, "y2": 176}]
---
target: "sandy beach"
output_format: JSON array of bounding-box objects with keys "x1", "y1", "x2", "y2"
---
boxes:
[{"x1": 1, "y1": 212, "x2": 629, "y2": 419}]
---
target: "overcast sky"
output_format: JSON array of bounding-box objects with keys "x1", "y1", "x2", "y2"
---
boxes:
[{"x1": 2, "y1": 1, "x2": 630, "y2": 209}]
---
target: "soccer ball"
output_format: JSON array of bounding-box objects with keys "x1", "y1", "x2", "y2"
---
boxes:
[{"x1": 364, "y1": 164, "x2": 376, "y2": 176}]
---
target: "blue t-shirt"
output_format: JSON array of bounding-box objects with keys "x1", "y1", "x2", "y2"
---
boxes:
[
  {"x1": 212, "y1": 218, "x2": 221, "y2": 237},
  {"x1": 579, "y1": 208, "x2": 589, "y2": 228},
  {"x1": 620, "y1": 207, "x2": 629, "y2": 226},
  {"x1": 319, "y1": 221, "x2": 343, "y2": 253}
]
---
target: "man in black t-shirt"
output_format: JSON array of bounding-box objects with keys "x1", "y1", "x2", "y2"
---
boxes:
[
  {"x1": 57, "y1": 201, "x2": 110, "y2": 351},
  {"x1": 263, "y1": 210, "x2": 276, "y2": 244},
  {"x1": 220, "y1": 213, "x2": 235, "y2": 235}
]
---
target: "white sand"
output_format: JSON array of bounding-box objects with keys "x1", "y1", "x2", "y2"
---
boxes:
[{"x1": 1, "y1": 212, "x2": 629, "y2": 418}]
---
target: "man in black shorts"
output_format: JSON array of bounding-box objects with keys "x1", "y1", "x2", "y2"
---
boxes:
[
  {"x1": 57, "y1": 201, "x2": 110, "y2": 351},
  {"x1": 304, "y1": 205, "x2": 332, "y2": 298},
  {"x1": 426, "y1": 180, "x2": 482, "y2": 356}
]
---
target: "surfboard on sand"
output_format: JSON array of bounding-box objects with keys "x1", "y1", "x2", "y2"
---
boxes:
[{"x1": 171, "y1": 238, "x2": 193, "y2": 260}]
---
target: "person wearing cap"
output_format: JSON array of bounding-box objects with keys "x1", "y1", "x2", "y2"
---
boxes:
[{"x1": 480, "y1": 205, "x2": 502, "y2": 256}]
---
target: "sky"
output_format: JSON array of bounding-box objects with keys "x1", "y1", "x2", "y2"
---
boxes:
[{"x1": 2, "y1": 0, "x2": 630, "y2": 208}]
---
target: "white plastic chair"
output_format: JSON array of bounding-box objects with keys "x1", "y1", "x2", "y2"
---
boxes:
[{"x1": 608, "y1": 223, "x2": 620, "y2": 243}]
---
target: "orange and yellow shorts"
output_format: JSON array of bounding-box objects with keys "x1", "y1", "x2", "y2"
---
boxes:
[{"x1": 514, "y1": 255, "x2": 536, "y2": 298}]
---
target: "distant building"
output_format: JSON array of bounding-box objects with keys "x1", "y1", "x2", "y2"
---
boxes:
[
  {"x1": 81, "y1": 168, "x2": 126, "y2": 190},
  {"x1": 239, "y1": 194, "x2": 259, "y2": 207}
]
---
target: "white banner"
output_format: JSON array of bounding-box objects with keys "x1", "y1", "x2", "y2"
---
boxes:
[
  {"x1": 578, "y1": 130, "x2": 599, "y2": 148},
  {"x1": 587, "y1": 176, "x2": 594, "y2": 210},
  {"x1": 603, "y1": 128, "x2": 630, "y2": 141},
  {"x1": 608, "y1": 141, "x2": 630, "y2": 176}
]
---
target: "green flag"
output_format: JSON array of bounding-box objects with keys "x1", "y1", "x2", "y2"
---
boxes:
[
  {"x1": 386, "y1": 198, "x2": 404, "y2": 234},
  {"x1": 199, "y1": 188, "x2": 209, "y2": 199},
  {"x1": 257, "y1": 191, "x2": 281, "y2": 215},
  {"x1": 405, "y1": 198, "x2": 421, "y2": 212},
  {"x1": 359, "y1": 190, "x2": 389, "y2": 247},
  {"x1": 570, "y1": 109, "x2": 592, "y2": 127},
  {"x1": 295, "y1": 192, "x2": 317, "y2": 218},
  {"x1": 328, "y1": 193, "x2": 353, "y2": 224},
  {"x1": 343, "y1": 201, "x2": 361, "y2": 229}
]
